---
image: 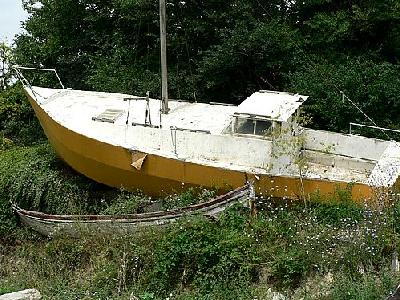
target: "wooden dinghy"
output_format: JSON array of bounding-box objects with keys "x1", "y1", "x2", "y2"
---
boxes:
[{"x1": 12, "y1": 184, "x2": 253, "y2": 237}]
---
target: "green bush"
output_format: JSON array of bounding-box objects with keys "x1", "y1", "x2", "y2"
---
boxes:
[
  {"x1": 330, "y1": 270, "x2": 398, "y2": 300},
  {"x1": 307, "y1": 186, "x2": 363, "y2": 226},
  {"x1": 0, "y1": 84, "x2": 45, "y2": 145},
  {"x1": 0, "y1": 196, "x2": 17, "y2": 241},
  {"x1": 0, "y1": 144, "x2": 109, "y2": 240},
  {"x1": 150, "y1": 210, "x2": 256, "y2": 297},
  {"x1": 271, "y1": 248, "x2": 311, "y2": 289},
  {"x1": 101, "y1": 191, "x2": 144, "y2": 215}
]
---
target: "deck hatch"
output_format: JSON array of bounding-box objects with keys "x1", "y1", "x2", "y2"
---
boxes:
[{"x1": 92, "y1": 109, "x2": 124, "y2": 123}]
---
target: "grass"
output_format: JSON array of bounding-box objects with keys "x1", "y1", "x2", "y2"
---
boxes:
[
  {"x1": 2, "y1": 202, "x2": 400, "y2": 299},
  {"x1": 1, "y1": 144, "x2": 400, "y2": 299}
]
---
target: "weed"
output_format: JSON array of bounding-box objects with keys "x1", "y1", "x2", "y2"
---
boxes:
[
  {"x1": 101, "y1": 191, "x2": 145, "y2": 215},
  {"x1": 162, "y1": 188, "x2": 216, "y2": 210},
  {"x1": 330, "y1": 270, "x2": 399, "y2": 300}
]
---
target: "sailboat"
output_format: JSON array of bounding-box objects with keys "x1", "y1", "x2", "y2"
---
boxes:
[{"x1": 16, "y1": 1, "x2": 400, "y2": 202}]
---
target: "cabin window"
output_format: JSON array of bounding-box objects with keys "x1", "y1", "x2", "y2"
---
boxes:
[
  {"x1": 234, "y1": 116, "x2": 273, "y2": 136},
  {"x1": 255, "y1": 119, "x2": 273, "y2": 135},
  {"x1": 92, "y1": 109, "x2": 124, "y2": 123},
  {"x1": 235, "y1": 117, "x2": 256, "y2": 135}
]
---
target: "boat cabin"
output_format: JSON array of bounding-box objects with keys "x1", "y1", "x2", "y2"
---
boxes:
[{"x1": 227, "y1": 90, "x2": 308, "y2": 138}]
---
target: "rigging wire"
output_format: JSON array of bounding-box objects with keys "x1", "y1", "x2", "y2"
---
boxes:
[
  {"x1": 254, "y1": 0, "x2": 272, "y2": 17},
  {"x1": 288, "y1": 41, "x2": 389, "y2": 139},
  {"x1": 314, "y1": 65, "x2": 391, "y2": 139},
  {"x1": 340, "y1": 91, "x2": 387, "y2": 136}
]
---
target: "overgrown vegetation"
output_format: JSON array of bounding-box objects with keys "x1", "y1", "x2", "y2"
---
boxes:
[
  {"x1": 1, "y1": 144, "x2": 400, "y2": 299},
  {"x1": 0, "y1": 143, "x2": 217, "y2": 241}
]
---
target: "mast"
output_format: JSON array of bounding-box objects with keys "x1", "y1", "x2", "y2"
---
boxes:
[{"x1": 160, "y1": 0, "x2": 169, "y2": 114}]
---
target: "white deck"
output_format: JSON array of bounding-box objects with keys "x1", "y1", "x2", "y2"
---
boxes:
[
  {"x1": 27, "y1": 86, "x2": 400, "y2": 187},
  {"x1": 33, "y1": 87, "x2": 235, "y2": 134}
]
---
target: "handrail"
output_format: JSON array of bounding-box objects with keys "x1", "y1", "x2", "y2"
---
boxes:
[
  {"x1": 349, "y1": 122, "x2": 400, "y2": 135},
  {"x1": 12, "y1": 65, "x2": 65, "y2": 89}
]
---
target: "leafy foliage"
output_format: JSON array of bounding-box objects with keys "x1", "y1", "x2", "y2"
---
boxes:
[
  {"x1": 150, "y1": 210, "x2": 256, "y2": 297},
  {"x1": 161, "y1": 188, "x2": 216, "y2": 210},
  {"x1": 0, "y1": 84, "x2": 45, "y2": 145},
  {"x1": 289, "y1": 58, "x2": 400, "y2": 132}
]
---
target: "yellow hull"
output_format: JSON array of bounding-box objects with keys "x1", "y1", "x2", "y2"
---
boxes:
[{"x1": 27, "y1": 93, "x2": 376, "y2": 201}]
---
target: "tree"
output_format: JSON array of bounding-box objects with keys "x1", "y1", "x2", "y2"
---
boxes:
[{"x1": 0, "y1": 43, "x2": 13, "y2": 90}]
